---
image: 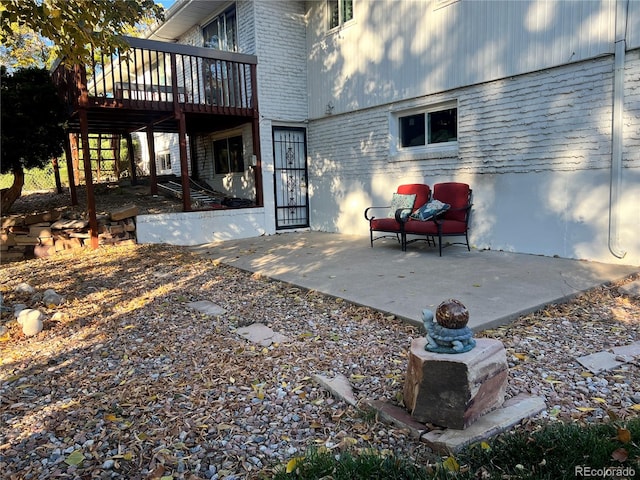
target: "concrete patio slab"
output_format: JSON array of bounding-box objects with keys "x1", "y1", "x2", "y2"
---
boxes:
[{"x1": 190, "y1": 232, "x2": 639, "y2": 332}]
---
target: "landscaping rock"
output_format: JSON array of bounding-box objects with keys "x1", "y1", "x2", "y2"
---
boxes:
[
  {"x1": 18, "y1": 309, "x2": 44, "y2": 336},
  {"x1": 13, "y1": 304, "x2": 26, "y2": 317},
  {"x1": 14, "y1": 282, "x2": 35, "y2": 294},
  {"x1": 43, "y1": 289, "x2": 64, "y2": 306},
  {"x1": 236, "y1": 323, "x2": 289, "y2": 347}
]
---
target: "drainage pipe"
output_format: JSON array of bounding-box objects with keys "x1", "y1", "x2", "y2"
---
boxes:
[{"x1": 609, "y1": 0, "x2": 628, "y2": 259}]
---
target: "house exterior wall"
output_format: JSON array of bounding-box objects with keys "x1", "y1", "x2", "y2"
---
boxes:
[
  {"x1": 133, "y1": 132, "x2": 189, "y2": 176},
  {"x1": 192, "y1": 124, "x2": 255, "y2": 199},
  {"x1": 306, "y1": 0, "x2": 616, "y2": 119},
  {"x1": 141, "y1": 0, "x2": 639, "y2": 265},
  {"x1": 251, "y1": 0, "x2": 309, "y2": 232},
  {"x1": 138, "y1": 0, "x2": 309, "y2": 240},
  {"x1": 307, "y1": 51, "x2": 640, "y2": 265}
]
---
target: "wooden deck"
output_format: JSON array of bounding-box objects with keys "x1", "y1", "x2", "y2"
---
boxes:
[
  {"x1": 51, "y1": 36, "x2": 259, "y2": 134},
  {"x1": 50, "y1": 36, "x2": 263, "y2": 248}
]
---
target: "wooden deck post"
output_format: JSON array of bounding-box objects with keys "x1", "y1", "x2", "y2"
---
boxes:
[
  {"x1": 250, "y1": 64, "x2": 263, "y2": 207},
  {"x1": 76, "y1": 64, "x2": 99, "y2": 250},
  {"x1": 177, "y1": 111, "x2": 191, "y2": 211},
  {"x1": 52, "y1": 158, "x2": 63, "y2": 193},
  {"x1": 171, "y1": 52, "x2": 191, "y2": 211},
  {"x1": 146, "y1": 126, "x2": 159, "y2": 195},
  {"x1": 63, "y1": 133, "x2": 78, "y2": 205},
  {"x1": 79, "y1": 109, "x2": 99, "y2": 249},
  {"x1": 125, "y1": 133, "x2": 138, "y2": 186}
]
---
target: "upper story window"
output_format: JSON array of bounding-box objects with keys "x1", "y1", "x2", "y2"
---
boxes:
[
  {"x1": 399, "y1": 106, "x2": 457, "y2": 148},
  {"x1": 203, "y1": 4, "x2": 237, "y2": 52},
  {"x1": 328, "y1": 0, "x2": 353, "y2": 30}
]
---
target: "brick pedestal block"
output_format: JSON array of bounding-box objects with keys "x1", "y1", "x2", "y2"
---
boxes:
[{"x1": 404, "y1": 338, "x2": 508, "y2": 429}]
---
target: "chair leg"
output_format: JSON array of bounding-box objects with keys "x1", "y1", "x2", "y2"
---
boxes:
[
  {"x1": 465, "y1": 231, "x2": 470, "y2": 251},
  {"x1": 370, "y1": 229, "x2": 374, "y2": 248}
]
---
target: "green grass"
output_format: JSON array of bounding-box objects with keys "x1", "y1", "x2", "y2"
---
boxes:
[{"x1": 271, "y1": 417, "x2": 640, "y2": 479}]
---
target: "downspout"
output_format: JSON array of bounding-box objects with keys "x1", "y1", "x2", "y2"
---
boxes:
[{"x1": 609, "y1": 0, "x2": 628, "y2": 259}]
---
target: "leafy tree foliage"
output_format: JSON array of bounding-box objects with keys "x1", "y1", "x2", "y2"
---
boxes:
[
  {"x1": 0, "y1": 23, "x2": 52, "y2": 70},
  {"x1": 0, "y1": 0, "x2": 164, "y2": 67},
  {"x1": 0, "y1": 67, "x2": 67, "y2": 212}
]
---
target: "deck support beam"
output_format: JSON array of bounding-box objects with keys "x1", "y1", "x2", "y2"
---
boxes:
[
  {"x1": 63, "y1": 133, "x2": 78, "y2": 206},
  {"x1": 177, "y1": 111, "x2": 191, "y2": 211},
  {"x1": 146, "y1": 126, "x2": 159, "y2": 195},
  {"x1": 125, "y1": 133, "x2": 137, "y2": 186},
  {"x1": 79, "y1": 108, "x2": 99, "y2": 250},
  {"x1": 76, "y1": 64, "x2": 99, "y2": 250}
]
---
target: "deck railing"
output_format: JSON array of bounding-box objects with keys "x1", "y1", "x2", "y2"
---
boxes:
[{"x1": 52, "y1": 36, "x2": 258, "y2": 115}]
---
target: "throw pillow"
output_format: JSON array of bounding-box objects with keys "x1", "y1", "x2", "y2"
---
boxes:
[
  {"x1": 387, "y1": 193, "x2": 416, "y2": 220},
  {"x1": 410, "y1": 199, "x2": 450, "y2": 221}
]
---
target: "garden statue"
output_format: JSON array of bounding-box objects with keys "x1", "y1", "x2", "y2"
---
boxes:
[{"x1": 423, "y1": 299, "x2": 476, "y2": 353}]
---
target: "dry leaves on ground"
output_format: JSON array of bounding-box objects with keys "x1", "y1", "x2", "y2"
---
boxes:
[{"x1": 1, "y1": 244, "x2": 639, "y2": 480}]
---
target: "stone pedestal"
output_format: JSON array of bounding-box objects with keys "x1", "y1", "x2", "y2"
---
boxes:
[{"x1": 404, "y1": 338, "x2": 508, "y2": 429}]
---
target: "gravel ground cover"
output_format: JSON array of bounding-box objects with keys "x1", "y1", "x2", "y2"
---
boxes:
[
  {"x1": 1, "y1": 242, "x2": 639, "y2": 479},
  {"x1": 3, "y1": 192, "x2": 640, "y2": 478}
]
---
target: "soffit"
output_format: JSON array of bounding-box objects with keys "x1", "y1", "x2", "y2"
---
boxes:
[{"x1": 148, "y1": 0, "x2": 228, "y2": 43}]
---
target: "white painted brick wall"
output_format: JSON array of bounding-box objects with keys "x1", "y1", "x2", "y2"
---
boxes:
[
  {"x1": 309, "y1": 56, "x2": 625, "y2": 188},
  {"x1": 306, "y1": 52, "x2": 640, "y2": 264},
  {"x1": 253, "y1": 1, "x2": 308, "y2": 122},
  {"x1": 624, "y1": 49, "x2": 640, "y2": 168}
]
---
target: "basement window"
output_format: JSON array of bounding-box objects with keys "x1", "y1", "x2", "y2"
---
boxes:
[
  {"x1": 399, "y1": 107, "x2": 457, "y2": 148},
  {"x1": 214, "y1": 135, "x2": 244, "y2": 174}
]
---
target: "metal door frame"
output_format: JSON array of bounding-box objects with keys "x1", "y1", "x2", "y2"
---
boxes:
[{"x1": 272, "y1": 126, "x2": 309, "y2": 230}]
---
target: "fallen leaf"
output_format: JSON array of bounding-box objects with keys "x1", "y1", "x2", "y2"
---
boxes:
[
  {"x1": 286, "y1": 456, "x2": 304, "y2": 473},
  {"x1": 64, "y1": 450, "x2": 84, "y2": 466},
  {"x1": 442, "y1": 456, "x2": 459, "y2": 472},
  {"x1": 611, "y1": 447, "x2": 628, "y2": 462},
  {"x1": 617, "y1": 427, "x2": 631, "y2": 443}
]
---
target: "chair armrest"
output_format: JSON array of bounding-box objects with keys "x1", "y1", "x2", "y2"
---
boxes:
[
  {"x1": 394, "y1": 208, "x2": 414, "y2": 223},
  {"x1": 364, "y1": 206, "x2": 389, "y2": 221}
]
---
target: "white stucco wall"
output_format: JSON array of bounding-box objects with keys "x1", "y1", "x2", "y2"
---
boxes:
[
  {"x1": 136, "y1": 207, "x2": 267, "y2": 245},
  {"x1": 307, "y1": 54, "x2": 640, "y2": 266}
]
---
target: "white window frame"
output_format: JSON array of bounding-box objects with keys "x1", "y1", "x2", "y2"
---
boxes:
[
  {"x1": 327, "y1": 0, "x2": 354, "y2": 31},
  {"x1": 157, "y1": 152, "x2": 172, "y2": 173},
  {"x1": 202, "y1": 4, "x2": 237, "y2": 52},
  {"x1": 390, "y1": 101, "x2": 458, "y2": 160}
]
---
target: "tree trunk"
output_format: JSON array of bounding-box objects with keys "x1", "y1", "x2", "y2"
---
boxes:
[{"x1": 0, "y1": 168, "x2": 25, "y2": 214}]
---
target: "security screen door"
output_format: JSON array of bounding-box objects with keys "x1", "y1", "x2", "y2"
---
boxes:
[{"x1": 273, "y1": 127, "x2": 309, "y2": 229}]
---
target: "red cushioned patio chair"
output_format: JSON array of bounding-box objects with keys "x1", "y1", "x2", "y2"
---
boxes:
[
  {"x1": 364, "y1": 184, "x2": 431, "y2": 251},
  {"x1": 403, "y1": 182, "x2": 472, "y2": 256}
]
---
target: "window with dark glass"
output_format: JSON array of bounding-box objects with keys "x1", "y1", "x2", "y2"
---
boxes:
[
  {"x1": 214, "y1": 136, "x2": 244, "y2": 174},
  {"x1": 428, "y1": 108, "x2": 457, "y2": 143},
  {"x1": 328, "y1": 0, "x2": 353, "y2": 29},
  {"x1": 399, "y1": 107, "x2": 457, "y2": 148},
  {"x1": 203, "y1": 5, "x2": 237, "y2": 51}
]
